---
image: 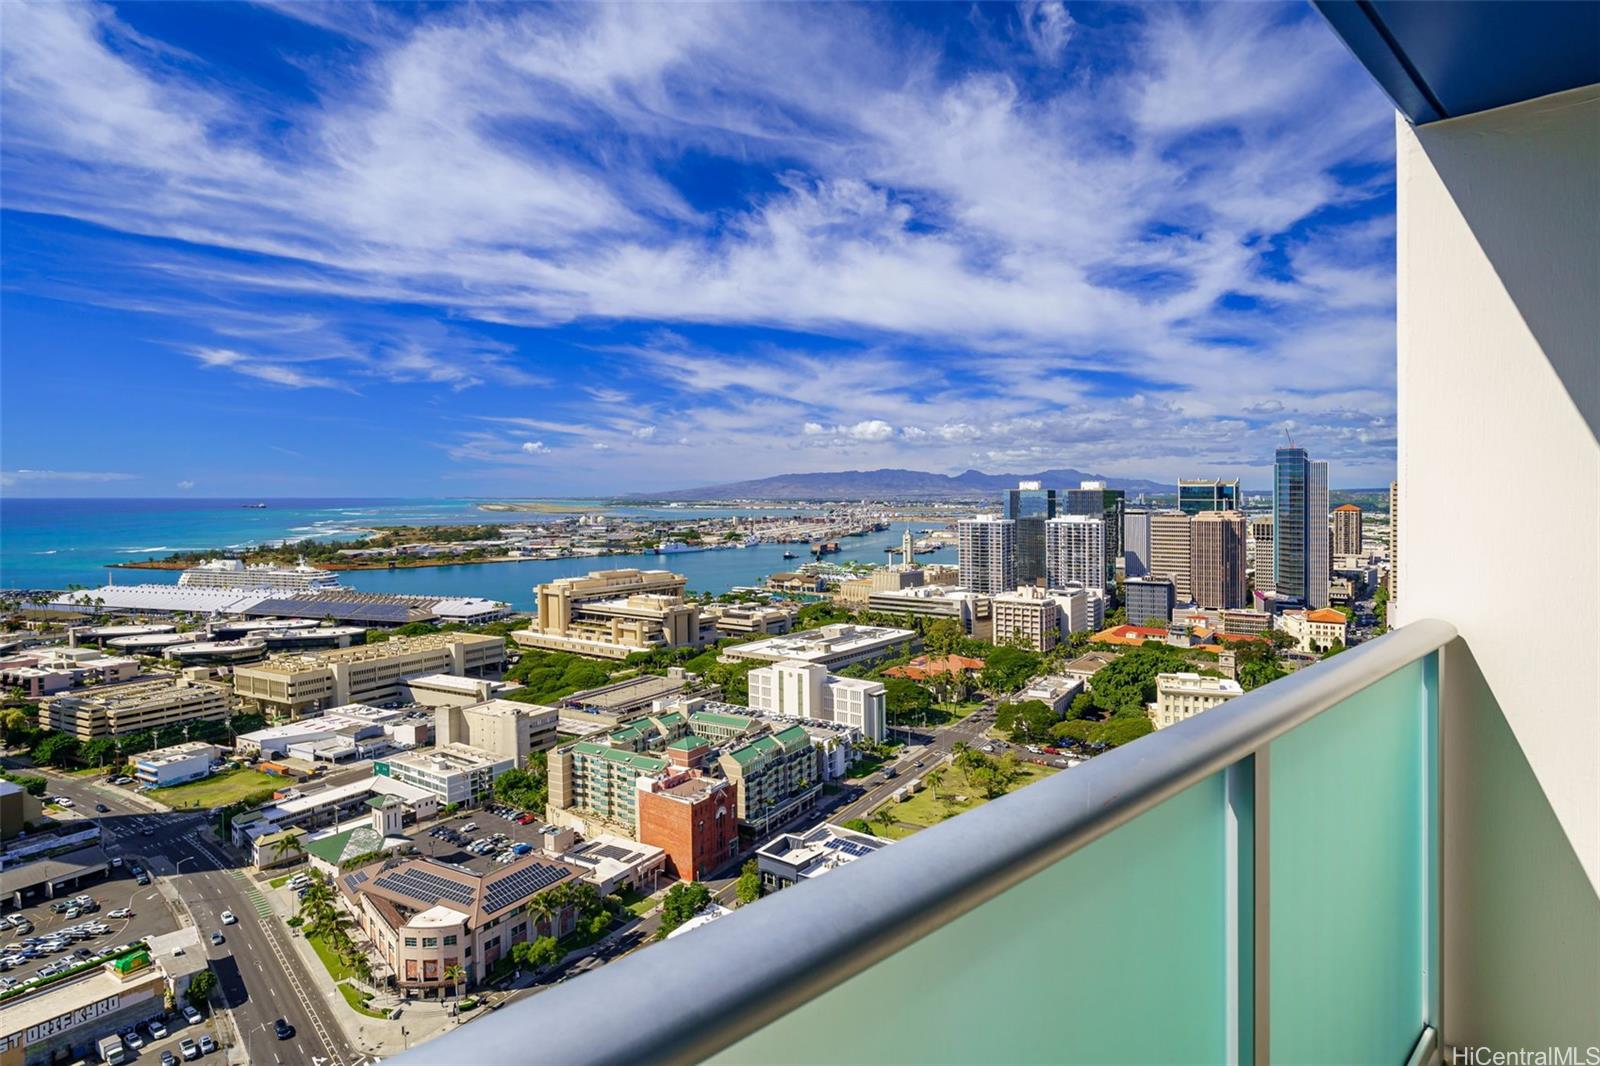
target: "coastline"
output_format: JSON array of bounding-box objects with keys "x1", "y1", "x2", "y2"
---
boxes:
[{"x1": 105, "y1": 554, "x2": 614, "y2": 573}]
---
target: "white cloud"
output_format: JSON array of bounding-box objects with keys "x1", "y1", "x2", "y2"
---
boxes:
[
  {"x1": 1020, "y1": 2, "x2": 1075, "y2": 63},
  {"x1": 591, "y1": 442, "x2": 610, "y2": 451},
  {"x1": 631, "y1": 425, "x2": 658, "y2": 440},
  {"x1": 520, "y1": 441, "x2": 549, "y2": 455},
  {"x1": 176, "y1": 480, "x2": 195, "y2": 490}
]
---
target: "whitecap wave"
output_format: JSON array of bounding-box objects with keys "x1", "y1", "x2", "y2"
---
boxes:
[{"x1": 120, "y1": 546, "x2": 173, "y2": 553}]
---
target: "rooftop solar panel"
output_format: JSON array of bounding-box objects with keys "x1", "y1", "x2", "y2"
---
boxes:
[{"x1": 483, "y1": 863, "x2": 567, "y2": 914}]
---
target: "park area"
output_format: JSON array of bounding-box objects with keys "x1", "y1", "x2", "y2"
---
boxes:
[
  {"x1": 150, "y1": 766, "x2": 282, "y2": 809},
  {"x1": 867, "y1": 759, "x2": 1057, "y2": 840}
]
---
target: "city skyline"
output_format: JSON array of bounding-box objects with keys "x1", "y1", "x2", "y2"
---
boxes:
[{"x1": 1, "y1": 1, "x2": 1398, "y2": 497}]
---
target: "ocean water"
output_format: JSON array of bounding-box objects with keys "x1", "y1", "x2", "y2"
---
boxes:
[{"x1": 0, "y1": 498, "x2": 944, "y2": 608}]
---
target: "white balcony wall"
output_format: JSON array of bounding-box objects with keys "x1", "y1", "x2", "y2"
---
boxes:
[{"x1": 1396, "y1": 86, "x2": 1599, "y2": 1050}]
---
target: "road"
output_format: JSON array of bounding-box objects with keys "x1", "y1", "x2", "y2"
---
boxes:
[
  {"x1": 31, "y1": 770, "x2": 365, "y2": 1066},
  {"x1": 830, "y1": 704, "x2": 999, "y2": 823}
]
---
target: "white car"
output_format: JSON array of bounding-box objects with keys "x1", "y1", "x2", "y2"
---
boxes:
[
  {"x1": 109, "y1": 908, "x2": 133, "y2": 919},
  {"x1": 220, "y1": 910, "x2": 237, "y2": 925},
  {"x1": 56, "y1": 797, "x2": 75, "y2": 808}
]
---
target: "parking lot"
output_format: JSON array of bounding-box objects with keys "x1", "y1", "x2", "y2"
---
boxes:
[
  {"x1": 412, "y1": 804, "x2": 551, "y2": 874},
  {"x1": 98, "y1": 1002, "x2": 229, "y2": 1066},
  {"x1": 1, "y1": 861, "x2": 179, "y2": 990}
]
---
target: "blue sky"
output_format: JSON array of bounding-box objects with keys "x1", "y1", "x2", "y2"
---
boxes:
[{"x1": 0, "y1": 1, "x2": 1398, "y2": 497}]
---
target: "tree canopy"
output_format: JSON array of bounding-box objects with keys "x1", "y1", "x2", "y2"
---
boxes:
[
  {"x1": 979, "y1": 646, "x2": 1042, "y2": 694},
  {"x1": 995, "y1": 699, "x2": 1057, "y2": 745},
  {"x1": 656, "y1": 881, "x2": 713, "y2": 939}
]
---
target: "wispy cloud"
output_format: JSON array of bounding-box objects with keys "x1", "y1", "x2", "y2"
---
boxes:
[{"x1": 1, "y1": 469, "x2": 140, "y2": 488}]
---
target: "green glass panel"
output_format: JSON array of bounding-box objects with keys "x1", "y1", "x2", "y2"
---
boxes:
[
  {"x1": 1269, "y1": 656, "x2": 1431, "y2": 1063},
  {"x1": 710, "y1": 773, "x2": 1233, "y2": 1066}
]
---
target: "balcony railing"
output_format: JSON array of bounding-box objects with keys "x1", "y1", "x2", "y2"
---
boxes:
[{"x1": 403, "y1": 619, "x2": 1457, "y2": 1066}]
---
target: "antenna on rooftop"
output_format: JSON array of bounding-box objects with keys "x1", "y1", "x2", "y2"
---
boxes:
[{"x1": 1282, "y1": 427, "x2": 1295, "y2": 448}]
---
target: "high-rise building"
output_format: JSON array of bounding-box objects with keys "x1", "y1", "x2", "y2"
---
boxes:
[
  {"x1": 1273, "y1": 447, "x2": 1330, "y2": 608},
  {"x1": 1124, "y1": 576, "x2": 1176, "y2": 627},
  {"x1": 1248, "y1": 514, "x2": 1275, "y2": 591},
  {"x1": 1004, "y1": 481, "x2": 1056, "y2": 586},
  {"x1": 1062, "y1": 482, "x2": 1123, "y2": 589},
  {"x1": 990, "y1": 586, "x2": 1063, "y2": 653},
  {"x1": 1189, "y1": 510, "x2": 1249, "y2": 609},
  {"x1": 1178, "y1": 479, "x2": 1242, "y2": 516},
  {"x1": 1387, "y1": 480, "x2": 1399, "y2": 606},
  {"x1": 1044, "y1": 515, "x2": 1105, "y2": 591},
  {"x1": 1332, "y1": 504, "x2": 1363, "y2": 556},
  {"x1": 1123, "y1": 510, "x2": 1151, "y2": 578},
  {"x1": 1148, "y1": 511, "x2": 1193, "y2": 601},
  {"x1": 957, "y1": 516, "x2": 1016, "y2": 596}
]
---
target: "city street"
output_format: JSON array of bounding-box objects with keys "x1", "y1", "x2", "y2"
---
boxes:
[{"x1": 26, "y1": 769, "x2": 367, "y2": 1066}]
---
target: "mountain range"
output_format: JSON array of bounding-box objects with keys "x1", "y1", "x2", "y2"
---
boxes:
[{"x1": 624, "y1": 467, "x2": 1174, "y2": 502}]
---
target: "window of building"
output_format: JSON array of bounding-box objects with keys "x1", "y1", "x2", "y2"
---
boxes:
[
  {"x1": 404, "y1": 937, "x2": 417, "y2": 947},
  {"x1": 423, "y1": 937, "x2": 438, "y2": 947},
  {"x1": 443, "y1": 935, "x2": 457, "y2": 946}
]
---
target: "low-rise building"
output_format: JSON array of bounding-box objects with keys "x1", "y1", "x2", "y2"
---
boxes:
[
  {"x1": 1059, "y1": 650, "x2": 1121, "y2": 689},
  {"x1": 1007, "y1": 675, "x2": 1084, "y2": 716},
  {"x1": 1149, "y1": 673, "x2": 1244, "y2": 730},
  {"x1": 1275, "y1": 607, "x2": 1350, "y2": 653},
  {"x1": 399, "y1": 673, "x2": 521, "y2": 707},
  {"x1": 865, "y1": 585, "x2": 991, "y2": 637},
  {"x1": 746, "y1": 660, "x2": 887, "y2": 742},
  {"x1": 0, "y1": 646, "x2": 141, "y2": 699},
  {"x1": 234, "y1": 704, "x2": 406, "y2": 758},
  {"x1": 720, "y1": 624, "x2": 917, "y2": 671},
  {"x1": 0, "y1": 949, "x2": 176, "y2": 1066},
  {"x1": 1124, "y1": 576, "x2": 1177, "y2": 627},
  {"x1": 375, "y1": 744, "x2": 514, "y2": 807},
  {"x1": 635, "y1": 771, "x2": 740, "y2": 881},
  {"x1": 132, "y1": 741, "x2": 220, "y2": 788},
  {"x1": 754, "y1": 822, "x2": 892, "y2": 892},
  {"x1": 717, "y1": 723, "x2": 822, "y2": 836},
  {"x1": 233, "y1": 632, "x2": 506, "y2": 718},
  {"x1": 513, "y1": 569, "x2": 702, "y2": 659},
  {"x1": 38, "y1": 676, "x2": 231, "y2": 740},
  {"x1": 339, "y1": 854, "x2": 584, "y2": 997},
  {"x1": 701, "y1": 602, "x2": 797, "y2": 638},
  {"x1": 229, "y1": 776, "x2": 438, "y2": 849},
  {"x1": 557, "y1": 835, "x2": 667, "y2": 895},
  {"x1": 435, "y1": 699, "x2": 558, "y2": 764},
  {"x1": 990, "y1": 586, "x2": 1063, "y2": 652}
]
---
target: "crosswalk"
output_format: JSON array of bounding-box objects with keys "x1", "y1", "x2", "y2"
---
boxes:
[{"x1": 228, "y1": 869, "x2": 274, "y2": 919}]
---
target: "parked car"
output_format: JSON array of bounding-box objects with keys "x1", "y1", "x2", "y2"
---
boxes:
[
  {"x1": 179, "y1": 1037, "x2": 200, "y2": 1061},
  {"x1": 56, "y1": 797, "x2": 74, "y2": 808},
  {"x1": 148, "y1": 1019, "x2": 168, "y2": 1039},
  {"x1": 199, "y1": 1035, "x2": 218, "y2": 1054},
  {"x1": 109, "y1": 908, "x2": 133, "y2": 919},
  {"x1": 113, "y1": 776, "x2": 134, "y2": 785},
  {"x1": 123, "y1": 1029, "x2": 145, "y2": 1049},
  {"x1": 182, "y1": 1005, "x2": 203, "y2": 1024},
  {"x1": 161, "y1": 1051, "x2": 178, "y2": 1066}
]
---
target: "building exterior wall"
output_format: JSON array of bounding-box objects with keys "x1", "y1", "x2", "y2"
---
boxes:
[
  {"x1": 1124, "y1": 577, "x2": 1176, "y2": 627},
  {"x1": 39, "y1": 680, "x2": 231, "y2": 740},
  {"x1": 1189, "y1": 511, "x2": 1248, "y2": 610},
  {"x1": 1122, "y1": 510, "x2": 1151, "y2": 578},
  {"x1": 636, "y1": 778, "x2": 739, "y2": 881},
  {"x1": 1044, "y1": 516, "x2": 1105, "y2": 592},
  {"x1": 1331, "y1": 505, "x2": 1363, "y2": 557},
  {"x1": 1148, "y1": 511, "x2": 1193, "y2": 601},
  {"x1": 957, "y1": 517, "x2": 1016, "y2": 596},
  {"x1": 1149, "y1": 673, "x2": 1242, "y2": 730},
  {"x1": 1397, "y1": 93, "x2": 1599, "y2": 1050},
  {"x1": 990, "y1": 588, "x2": 1060, "y2": 653}
]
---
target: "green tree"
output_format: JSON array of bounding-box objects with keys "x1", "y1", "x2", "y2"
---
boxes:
[
  {"x1": 512, "y1": 935, "x2": 562, "y2": 971},
  {"x1": 979, "y1": 646, "x2": 1042, "y2": 694},
  {"x1": 995, "y1": 699, "x2": 1057, "y2": 745},
  {"x1": 656, "y1": 882, "x2": 713, "y2": 939},
  {"x1": 839, "y1": 818, "x2": 874, "y2": 835},
  {"x1": 923, "y1": 618, "x2": 966, "y2": 657},
  {"x1": 32, "y1": 732, "x2": 81, "y2": 768},
  {"x1": 882, "y1": 677, "x2": 934, "y2": 725},
  {"x1": 185, "y1": 969, "x2": 217, "y2": 1008},
  {"x1": 81, "y1": 737, "x2": 117, "y2": 769},
  {"x1": 734, "y1": 860, "x2": 761, "y2": 906},
  {"x1": 443, "y1": 963, "x2": 466, "y2": 999}
]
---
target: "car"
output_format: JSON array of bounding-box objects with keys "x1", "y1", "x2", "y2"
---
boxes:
[
  {"x1": 109, "y1": 908, "x2": 132, "y2": 919},
  {"x1": 110, "y1": 857, "x2": 124, "y2": 867},
  {"x1": 199, "y1": 1035, "x2": 218, "y2": 1054},
  {"x1": 148, "y1": 1020, "x2": 169, "y2": 1039},
  {"x1": 124, "y1": 1030, "x2": 145, "y2": 1049},
  {"x1": 220, "y1": 910, "x2": 236, "y2": 925},
  {"x1": 274, "y1": 1018, "x2": 295, "y2": 1040},
  {"x1": 183, "y1": 1004, "x2": 203, "y2": 1024},
  {"x1": 209, "y1": 932, "x2": 224, "y2": 946},
  {"x1": 161, "y1": 1052, "x2": 178, "y2": 1066},
  {"x1": 461, "y1": 822, "x2": 478, "y2": 832},
  {"x1": 136, "y1": 874, "x2": 151, "y2": 886},
  {"x1": 56, "y1": 797, "x2": 74, "y2": 808},
  {"x1": 74, "y1": 948, "x2": 92, "y2": 959},
  {"x1": 64, "y1": 909, "x2": 81, "y2": 921},
  {"x1": 179, "y1": 1038, "x2": 200, "y2": 1061},
  {"x1": 140, "y1": 828, "x2": 154, "y2": 837},
  {"x1": 113, "y1": 776, "x2": 134, "y2": 786}
]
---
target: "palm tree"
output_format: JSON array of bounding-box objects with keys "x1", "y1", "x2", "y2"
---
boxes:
[
  {"x1": 528, "y1": 894, "x2": 555, "y2": 937},
  {"x1": 268, "y1": 833, "x2": 303, "y2": 868},
  {"x1": 443, "y1": 963, "x2": 466, "y2": 1001}
]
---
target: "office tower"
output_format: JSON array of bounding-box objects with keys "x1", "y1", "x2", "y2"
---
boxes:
[
  {"x1": 1123, "y1": 510, "x2": 1151, "y2": 578},
  {"x1": 957, "y1": 516, "x2": 1016, "y2": 596},
  {"x1": 1004, "y1": 480, "x2": 1057, "y2": 586},
  {"x1": 1387, "y1": 480, "x2": 1399, "y2": 606},
  {"x1": 1062, "y1": 481, "x2": 1124, "y2": 589},
  {"x1": 1124, "y1": 576, "x2": 1176, "y2": 627},
  {"x1": 1149, "y1": 511, "x2": 1193, "y2": 600},
  {"x1": 1044, "y1": 515, "x2": 1105, "y2": 591},
  {"x1": 1332, "y1": 504, "x2": 1363, "y2": 557},
  {"x1": 1273, "y1": 447, "x2": 1330, "y2": 608},
  {"x1": 1248, "y1": 514, "x2": 1275, "y2": 592},
  {"x1": 1178, "y1": 478, "x2": 1242, "y2": 516},
  {"x1": 1190, "y1": 510, "x2": 1249, "y2": 609}
]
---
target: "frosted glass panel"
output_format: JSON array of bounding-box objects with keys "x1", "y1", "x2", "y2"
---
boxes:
[
  {"x1": 711, "y1": 773, "x2": 1234, "y2": 1066},
  {"x1": 1269, "y1": 656, "x2": 1432, "y2": 1064}
]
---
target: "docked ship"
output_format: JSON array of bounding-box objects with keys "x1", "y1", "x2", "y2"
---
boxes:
[
  {"x1": 655, "y1": 540, "x2": 705, "y2": 554},
  {"x1": 177, "y1": 558, "x2": 342, "y2": 593}
]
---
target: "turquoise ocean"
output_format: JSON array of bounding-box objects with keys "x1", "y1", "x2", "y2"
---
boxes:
[{"x1": 0, "y1": 498, "x2": 944, "y2": 611}]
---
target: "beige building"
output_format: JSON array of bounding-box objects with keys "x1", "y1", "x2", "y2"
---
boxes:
[
  {"x1": 234, "y1": 632, "x2": 505, "y2": 719},
  {"x1": 1248, "y1": 513, "x2": 1275, "y2": 592},
  {"x1": 1149, "y1": 672, "x2": 1243, "y2": 730},
  {"x1": 1386, "y1": 480, "x2": 1399, "y2": 605},
  {"x1": 435, "y1": 698, "x2": 557, "y2": 764},
  {"x1": 1332, "y1": 504, "x2": 1363, "y2": 557},
  {"x1": 1149, "y1": 511, "x2": 1193, "y2": 600},
  {"x1": 990, "y1": 586, "x2": 1062, "y2": 653},
  {"x1": 1274, "y1": 607, "x2": 1349, "y2": 654},
  {"x1": 39, "y1": 677, "x2": 231, "y2": 740},
  {"x1": 513, "y1": 569, "x2": 702, "y2": 659},
  {"x1": 1189, "y1": 510, "x2": 1248, "y2": 609},
  {"x1": 701, "y1": 602, "x2": 797, "y2": 638}
]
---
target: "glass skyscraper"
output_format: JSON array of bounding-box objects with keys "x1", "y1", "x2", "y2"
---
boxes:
[
  {"x1": 1063, "y1": 482, "x2": 1124, "y2": 590},
  {"x1": 1178, "y1": 478, "x2": 1241, "y2": 516},
  {"x1": 1272, "y1": 448, "x2": 1330, "y2": 607},
  {"x1": 1005, "y1": 481, "x2": 1056, "y2": 586}
]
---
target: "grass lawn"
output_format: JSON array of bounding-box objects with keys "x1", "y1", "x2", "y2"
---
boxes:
[
  {"x1": 336, "y1": 981, "x2": 387, "y2": 1018},
  {"x1": 613, "y1": 887, "x2": 659, "y2": 918},
  {"x1": 150, "y1": 768, "x2": 282, "y2": 809},
  {"x1": 868, "y1": 762, "x2": 1057, "y2": 841},
  {"x1": 936, "y1": 700, "x2": 986, "y2": 721},
  {"x1": 267, "y1": 868, "x2": 306, "y2": 889},
  {"x1": 307, "y1": 931, "x2": 356, "y2": 983}
]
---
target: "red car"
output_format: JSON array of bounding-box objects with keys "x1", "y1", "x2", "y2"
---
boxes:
[{"x1": 516, "y1": 813, "x2": 537, "y2": 825}]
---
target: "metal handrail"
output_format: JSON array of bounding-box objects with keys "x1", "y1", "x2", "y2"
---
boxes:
[{"x1": 402, "y1": 619, "x2": 1458, "y2": 1066}]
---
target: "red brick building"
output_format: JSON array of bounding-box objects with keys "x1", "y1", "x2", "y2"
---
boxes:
[{"x1": 637, "y1": 771, "x2": 738, "y2": 881}]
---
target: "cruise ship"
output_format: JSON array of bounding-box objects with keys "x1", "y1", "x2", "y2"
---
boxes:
[{"x1": 177, "y1": 558, "x2": 343, "y2": 593}]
